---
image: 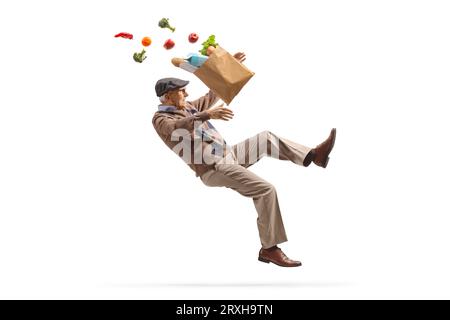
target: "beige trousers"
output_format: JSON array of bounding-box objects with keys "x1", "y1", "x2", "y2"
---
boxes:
[{"x1": 200, "y1": 131, "x2": 312, "y2": 248}]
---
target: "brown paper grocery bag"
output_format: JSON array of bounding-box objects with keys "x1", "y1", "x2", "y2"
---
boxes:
[{"x1": 194, "y1": 47, "x2": 255, "y2": 105}]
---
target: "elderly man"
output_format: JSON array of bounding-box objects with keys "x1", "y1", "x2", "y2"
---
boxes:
[{"x1": 152, "y1": 60, "x2": 336, "y2": 268}]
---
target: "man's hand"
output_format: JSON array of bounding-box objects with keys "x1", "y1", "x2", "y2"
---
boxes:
[
  {"x1": 206, "y1": 104, "x2": 234, "y2": 121},
  {"x1": 233, "y1": 52, "x2": 246, "y2": 63}
]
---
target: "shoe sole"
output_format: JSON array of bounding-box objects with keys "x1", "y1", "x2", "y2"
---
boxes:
[
  {"x1": 320, "y1": 128, "x2": 336, "y2": 168},
  {"x1": 258, "y1": 256, "x2": 302, "y2": 267},
  {"x1": 258, "y1": 257, "x2": 270, "y2": 263},
  {"x1": 323, "y1": 157, "x2": 330, "y2": 168}
]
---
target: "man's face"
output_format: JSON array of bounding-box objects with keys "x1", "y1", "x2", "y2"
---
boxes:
[{"x1": 166, "y1": 88, "x2": 189, "y2": 109}]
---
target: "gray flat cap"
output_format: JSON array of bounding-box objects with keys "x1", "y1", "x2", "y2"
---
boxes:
[{"x1": 155, "y1": 78, "x2": 189, "y2": 97}]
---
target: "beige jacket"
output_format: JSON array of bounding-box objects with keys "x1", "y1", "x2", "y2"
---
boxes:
[{"x1": 152, "y1": 90, "x2": 225, "y2": 177}]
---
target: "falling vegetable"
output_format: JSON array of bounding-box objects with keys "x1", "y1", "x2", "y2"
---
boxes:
[
  {"x1": 141, "y1": 36, "x2": 152, "y2": 47},
  {"x1": 188, "y1": 33, "x2": 199, "y2": 43},
  {"x1": 199, "y1": 35, "x2": 219, "y2": 56},
  {"x1": 133, "y1": 49, "x2": 147, "y2": 63},
  {"x1": 158, "y1": 18, "x2": 176, "y2": 32},
  {"x1": 114, "y1": 32, "x2": 133, "y2": 40},
  {"x1": 206, "y1": 46, "x2": 216, "y2": 56},
  {"x1": 163, "y1": 39, "x2": 175, "y2": 50}
]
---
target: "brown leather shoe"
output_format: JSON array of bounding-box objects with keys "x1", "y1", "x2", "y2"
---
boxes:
[
  {"x1": 312, "y1": 128, "x2": 336, "y2": 168},
  {"x1": 258, "y1": 246, "x2": 302, "y2": 267}
]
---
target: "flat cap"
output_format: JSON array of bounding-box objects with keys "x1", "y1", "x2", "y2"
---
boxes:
[{"x1": 155, "y1": 78, "x2": 189, "y2": 97}]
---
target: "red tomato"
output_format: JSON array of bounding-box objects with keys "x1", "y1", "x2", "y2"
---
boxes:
[
  {"x1": 188, "y1": 33, "x2": 199, "y2": 43},
  {"x1": 164, "y1": 39, "x2": 175, "y2": 50}
]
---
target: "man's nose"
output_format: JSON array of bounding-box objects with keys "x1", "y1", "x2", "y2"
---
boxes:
[{"x1": 184, "y1": 92, "x2": 189, "y2": 97}]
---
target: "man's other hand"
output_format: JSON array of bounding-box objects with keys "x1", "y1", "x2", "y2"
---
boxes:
[
  {"x1": 206, "y1": 104, "x2": 234, "y2": 121},
  {"x1": 233, "y1": 52, "x2": 246, "y2": 63}
]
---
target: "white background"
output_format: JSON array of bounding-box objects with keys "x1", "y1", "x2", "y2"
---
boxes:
[{"x1": 1, "y1": 0, "x2": 449, "y2": 299}]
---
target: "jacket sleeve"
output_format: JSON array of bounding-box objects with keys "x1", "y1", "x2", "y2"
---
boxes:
[
  {"x1": 188, "y1": 90, "x2": 220, "y2": 112},
  {"x1": 152, "y1": 111, "x2": 210, "y2": 137}
]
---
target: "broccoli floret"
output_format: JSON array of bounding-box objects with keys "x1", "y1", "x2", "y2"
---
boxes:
[
  {"x1": 158, "y1": 18, "x2": 175, "y2": 32},
  {"x1": 133, "y1": 49, "x2": 147, "y2": 63}
]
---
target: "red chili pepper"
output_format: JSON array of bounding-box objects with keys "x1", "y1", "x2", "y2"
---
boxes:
[{"x1": 114, "y1": 32, "x2": 133, "y2": 40}]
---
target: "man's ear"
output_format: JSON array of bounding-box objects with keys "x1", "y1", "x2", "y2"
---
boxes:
[{"x1": 164, "y1": 93, "x2": 170, "y2": 103}]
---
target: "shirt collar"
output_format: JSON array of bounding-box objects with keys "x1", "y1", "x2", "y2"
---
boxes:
[
  {"x1": 158, "y1": 105, "x2": 198, "y2": 115},
  {"x1": 158, "y1": 105, "x2": 179, "y2": 112}
]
